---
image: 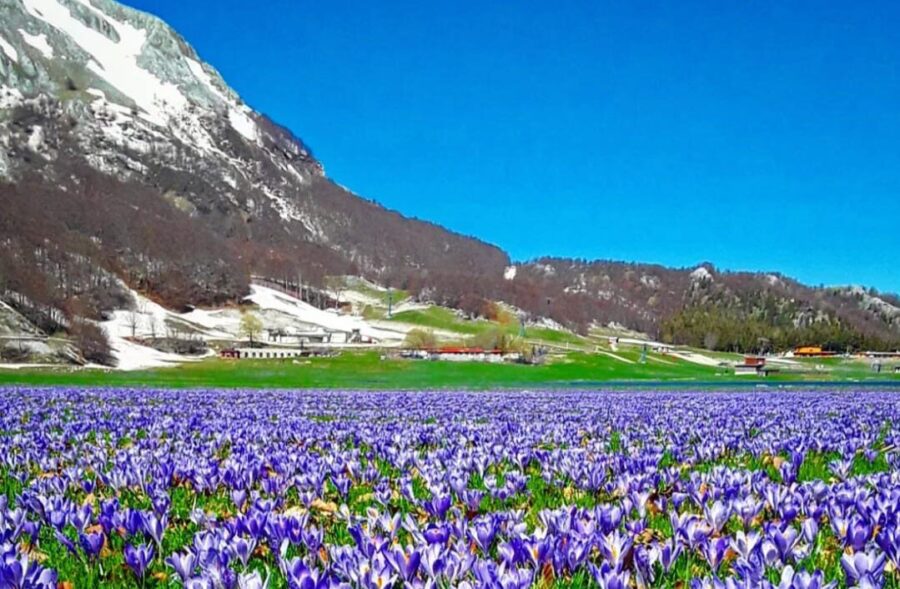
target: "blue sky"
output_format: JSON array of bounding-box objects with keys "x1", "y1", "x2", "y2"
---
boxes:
[{"x1": 127, "y1": 1, "x2": 900, "y2": 293}]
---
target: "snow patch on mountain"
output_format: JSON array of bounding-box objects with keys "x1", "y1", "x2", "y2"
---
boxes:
[
  {"x1": 0, "y1": 88, "x2": 22, "y2": 109},
  {"x1": 504, "y1": 266, "x2": 517, "y2": 281},
  {"x1": 0, "y1": 35, "x2": 18, "y2": 62},
  {"x1": 22, "y1": 0, "x2": 186, "y2": 126},
  {"x1": 20, "y1": 30, "x2": 53, "y2": 59},
  {"x1": 228, "y1": 107, "x2": 258, "y2": 142},
  {"x1": 184, "y1": 57, "x2": 226, "y2": 102},
  {"x1": 691, "y1": 267, "x2": 713, "y2": 281},
  {"x1": 26, "y1": 125, "x2": 45, "y2": 153}
]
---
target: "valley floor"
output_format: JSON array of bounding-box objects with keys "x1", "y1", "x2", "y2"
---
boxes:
[{"x1": 0, "y1": 350, "x2": 897, "y2": 389}]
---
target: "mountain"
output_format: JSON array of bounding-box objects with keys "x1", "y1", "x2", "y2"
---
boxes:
[
  {"x1": 0, "y1": 0, "x2": 897, "y2": 363},
  {"x1": 0, "y1": 0, "x2": 507, "y2": 326}
]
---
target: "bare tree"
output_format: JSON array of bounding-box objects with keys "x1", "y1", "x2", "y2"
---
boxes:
[
  {"x1": 125, "y1": 310, "x2": 142, "y2": 339},
  {"x1": 325, "y1": 276, "x2": 347, "y2": 310}
]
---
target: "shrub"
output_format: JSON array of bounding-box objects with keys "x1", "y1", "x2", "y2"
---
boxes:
[{"x1": 404, "y1": 328, "x2": 437, "y2": 350}]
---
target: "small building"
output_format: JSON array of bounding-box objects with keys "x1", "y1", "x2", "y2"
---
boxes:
[
  {"x1": 734, "y1": 356, "x2": 776, "y2": 376},
  {"x1": 221, "y1": 348, "x2": 329, "y2": 360},
  {"x1": 400, "y1": 346, "x2": 522, "y2": 364},
  {"x1": 793, "y1": 346, "x2": 837, "y2": 358},
  {"x1": 863, "y1": 351, "x2": 900, "y2": 359}
]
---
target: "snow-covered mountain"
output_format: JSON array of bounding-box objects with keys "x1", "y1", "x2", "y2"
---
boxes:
[
  {"x1": 0, "y1": 0, "x2": 508, "y2": 307},
  {"x1": 1, "y1": 0, "x2": 320, "y2": 184}
]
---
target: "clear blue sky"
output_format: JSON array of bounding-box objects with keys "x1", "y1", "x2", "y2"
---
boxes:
[{"x1": 127, "y1": 1, "x2": 900, "y2": 293}]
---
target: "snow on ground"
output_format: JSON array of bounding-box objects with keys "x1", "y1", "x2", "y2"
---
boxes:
[
  {"x1": 391, "y1": 300, "x2": 431, "y2": 314},
  {"x1": 0, "y1": 34, "x2": 19, "y2": 62},
  {"x1": 20, "y1": 30, "x2": 53, "y2": 59},
  {"x1": 339, "y1": 290, "x2": 383, "y2": 308},
  {"x1": 598, "y1": 350, "x2": 634, "y2": 364},
  {"x1": 530, "y1": 316, "x2": 566, "y2": 331},
  {"x1": 668, "y1": 351, "x2": 725, "y2": 367},
  {"x1": 184, "y1": 55, "x2": 258, "y2": 143},
  {"x1": 180, "y1": 308, "x2": 241, "y2": 337},
  {"x1": 105, "y1": 286, "x2": 230, "y2": 341},
  {"x1": 504, "y1": 266, "x2": 517, "y2": 281},
  {"x1": 0, "y1": 363, "x2": 61, "y2": 370},
  {"x1": 766, "y1": 356, "x2": 803, "y2": 367},
  {"x1": 106, "y1": 335, "x2": 195, "y2": 371},
  {"x1": 245, "y1": 285, "x2": 402, "y2": 343},
  {"x1": 97, "y1": 282, "x2": 420, "y2": 369}
]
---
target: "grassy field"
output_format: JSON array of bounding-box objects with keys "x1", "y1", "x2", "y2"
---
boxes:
[
  {"x1": 388, "y1": 307, "x2": 588, "y2": 346},
  {"x1": 1, "y1": 350, "x2": 897, "y2": 389}
]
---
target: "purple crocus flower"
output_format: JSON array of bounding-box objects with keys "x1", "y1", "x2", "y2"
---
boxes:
[
  {"x1": 702, "y1": 536, "x2": 731, "y2": 573},
  {"x1": 498, "y1": 564, "x2": 533, "y2": 589},
  {"x1": 777, "y1": 566, "x2": 836, "y2": 589},
  {"x1": 704, "y1": 501, "x2": 731, "y2": 534},
  {"x1": 875, "y1": 526, "x2": 900, "y2": 569},
  {"x1": 841, "y1": 550, "x2": 886, "y2": 588},
  {"x1": 285, "y1": 558, "x2": 326, "y2": 589},
  {"x1": 424, "y1": 495, "x2": 452, "y2": 520},
  {"x1": 763, "y1": 525, "x2": 803, "y2": 566},
  {"x1": 0, "y1": 556, "x2": 58, "y2": 589},
  {"x1": 231, "y1": 489, "x2": 249, "y2": 511},
  {"x1": 597, "y1": 530, "x2": 632, "y2": 572},
  {"x1": 423, "y1": 524, "x2": 450, "y2": 546},
  {"x1": 141, "y1": 512, "x2": 167, "y2": 548},
  {"x1": 843, "y1": 517, "x2": 873, "y2": 552},
  {"x1": 78, "y1": 531, "x2": 105, "y2": 560},
  {"x1": 166, "y1": 550, "x2": 198, "y2": 583},
  {"x1": 469, "y1": 516, "x2": 497, "y2": 554},
  {"x1": 232, "y1": 536, "x2": 257, "y2": 569},
  {"x1": 657, "y1": 538, "x2": 683, "y2": 574},
  {"x1": 238, "y1": 570, "x2": 269, "y2": 589},
  {"x1": 124, "y1": 543, "x2": 155, "y2": 580},
  {"x1": 386, "y1": 545, "x2": 421, "y2": 581},
  {"x1": 588, "y1": 562, "x2": 630, "y2": 589},
  {"x1": 801, "y1": 519, "x2": 819, "y2": 546}
]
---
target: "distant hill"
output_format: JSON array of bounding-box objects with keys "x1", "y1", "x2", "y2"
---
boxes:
[{"x1": 502, "y1": 260, "x2": 900, "y2": 352}]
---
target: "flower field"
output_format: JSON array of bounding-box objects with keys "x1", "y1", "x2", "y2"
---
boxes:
[{"x1": 1, "y1": 388, "x2": 899, "y2": 589}]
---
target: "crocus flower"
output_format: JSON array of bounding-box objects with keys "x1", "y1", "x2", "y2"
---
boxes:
[
  {"x1": 598, "y1": 530, "x2": 632, "y2": 572},
  {"x1": 239, "y1": 570, "x2": 269, "y2": 589},
  {"x1": 841, "y1": 550, "x2": 886, "y2": 588},
  {"x1": 78, "y1": 531, "x2": 105, "y2": 560},
  {"x1": 588, "y1": 562, "x2": 630, "y2": 589},
  {"x1": 124, "y1": 543, "x2": 155, "y2": 580},
  {"x1": 166, "y1": 550, "x2": 198, "y2": 583},
  {"x1": 777, "y1": 566, "x2": 836, "y2": 589}
]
